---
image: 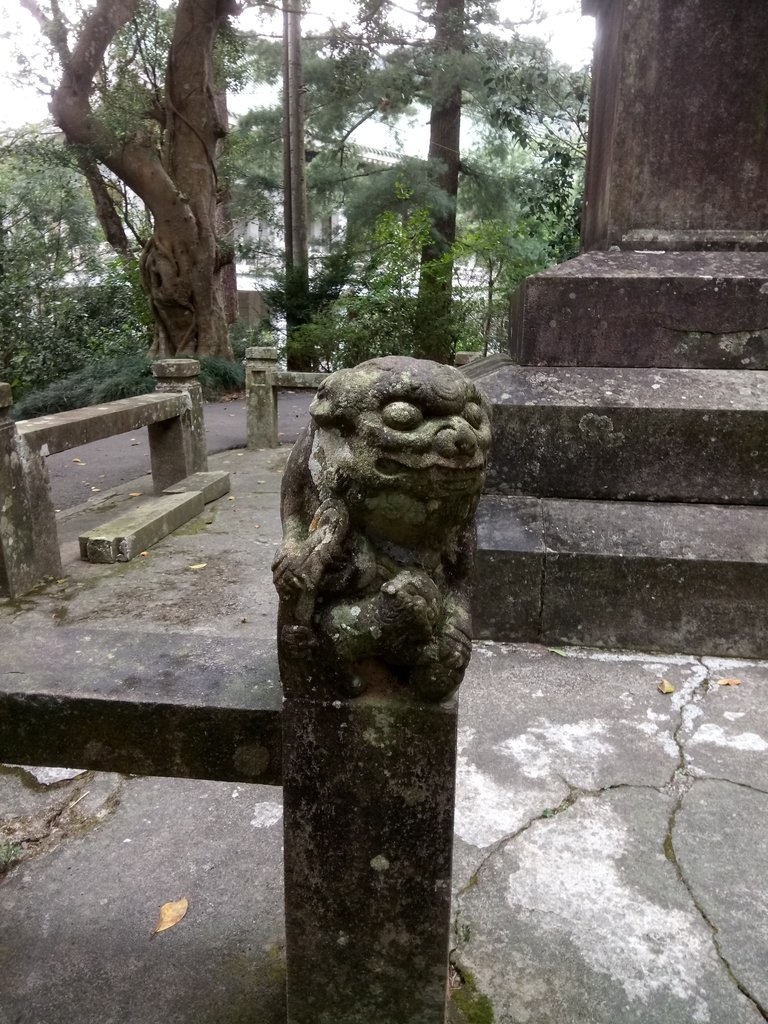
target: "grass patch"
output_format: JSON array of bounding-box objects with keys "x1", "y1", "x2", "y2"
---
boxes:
[{"x1": 0, "y1": 840, "x2": 22, "y2": 876}]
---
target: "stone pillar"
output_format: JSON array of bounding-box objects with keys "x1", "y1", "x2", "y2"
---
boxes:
[
  {"x1": 282, "y1": 687, "x2": 457, "y2": 1024},
  {"x1": 245, "y1": 347, "x2": 278, "y2": 449},
  {"x1": 0, "y1": 384, "x2": 62, "y2": 598},
  {"x1": 512, "y1": 0, "x2": 768, "y2": 367},
  {"x1": 274, "y1": 357, "x2": 493, "y2": 1024},
  {"x1": 149, "y1": 359, "x2": 208, "y2": 493},
  {"x1": 581, "y1": 0, "x2": 768, "y2": 252}
]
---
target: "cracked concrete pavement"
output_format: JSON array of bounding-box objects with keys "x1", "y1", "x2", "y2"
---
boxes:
[{"x1": 2, "y1": 445, "x2": 768, "y2": 1023}]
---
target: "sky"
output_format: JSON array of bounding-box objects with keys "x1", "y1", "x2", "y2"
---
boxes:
[{"x1": 0, "y1": 0, "x2": 594, "y2": 131}]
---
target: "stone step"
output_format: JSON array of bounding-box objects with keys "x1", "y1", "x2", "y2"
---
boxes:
[
  {"x1": 473, "y1": 495, "x2": 768, "y2": 658},
  {"x1": 478, "y1": 364, "x2": 768, "y2": 504},
  {"x1": 512, "y1": 250, "x2": 768, "y2": 369},
  {"x1": 78, "y1": 470, "x2": 230, "y2": 563}
]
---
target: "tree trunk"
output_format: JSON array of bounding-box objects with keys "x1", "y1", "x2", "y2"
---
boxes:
[
  {"x1": 282, "y1": 0, "x2": 313, "y2": 371},
  {"x1": 142, "y1": 0, "x2": 234, "y2": 358},
  {"x1": 24, "y1": 0, "x2": 236, "y2": 360},
  {"x1": 413, "y1": 0, "x2": 464, "y2": 365}
]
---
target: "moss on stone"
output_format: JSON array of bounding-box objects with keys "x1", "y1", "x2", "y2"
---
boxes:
[{"x1": 450, "y1": 969, "x2": 495, "y2": 1024}]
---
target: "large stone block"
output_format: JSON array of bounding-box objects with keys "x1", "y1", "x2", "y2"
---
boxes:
[
  {"x1": 479, "y1": 363, "x2": 768, "y2": 503},
  {"x1": 513, "y1": 251, "x2": 768, "y2": 368},
  {"x1": 581, "y1": 0, "x2": 768, "y2": 250},
  {"x1": 79, "y1": 491, "x2": 204, "y2": 563},
  {"x1": 282, "y1": 692, "x2": 457, "y2": 1024},
  {"x1": 473, "y1": 495, "x2": 768, "y2": 657}
]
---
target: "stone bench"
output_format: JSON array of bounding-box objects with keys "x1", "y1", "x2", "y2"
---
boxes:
[{"x1": 0, "y1": 360, "x2": 207, "y2": 598}]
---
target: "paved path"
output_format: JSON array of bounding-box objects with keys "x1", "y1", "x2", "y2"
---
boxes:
[{"x1": 1, "y1": 447, "x2": 767, "y2": 1023}]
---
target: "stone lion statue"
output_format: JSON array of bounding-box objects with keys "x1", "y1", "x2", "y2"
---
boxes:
[{"x1": 273, "y1": 355, "x2": 491, "y2": 701}]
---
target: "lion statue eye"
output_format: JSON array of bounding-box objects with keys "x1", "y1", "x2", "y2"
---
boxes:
[
  {"x1": 381, "y1": 401, "x2": 424, "y2": 430},
  {"x1": 463, "y1": 402, "x2": 484, "y2": 429}
]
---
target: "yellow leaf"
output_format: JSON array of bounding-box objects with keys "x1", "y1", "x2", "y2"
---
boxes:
[
  {"x1": 717, "y1": 677, "x2": 742, "y2": 687},
  {"x1": 658, "y1": 678, "x2": 675, "y2": 694},
  {"x1": 188, "y1": 562, "x2": 207, "y2": 570},
  {"x1": 129, "y1": 492, "x2": 142, "y2": 498},
  {"x1": 72, "y1": 458, "x2": 85, "y2": 465},
  {"x1": 139, "y1": 551, "x2": 150, "y2": 557},
  {"x1": 227, "y1": 496, "x2": 235, "y2": 501},
  {"x1": 151, "y1": 897, "x2": 188, "y2": 937}
]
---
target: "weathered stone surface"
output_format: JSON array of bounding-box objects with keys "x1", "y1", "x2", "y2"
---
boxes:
[
  {"x1": 282, "y1": 692, "x2": 457, "y2": 1024},
  {"x1": 162, "y1": 470, "x2": 230, "y2": 504},
  {"x1": 0, "y1": 383, "x2": 11, "y2": 409},
  {"x1": 245, "y1": 347, "x2": 279, "y2": 449},
  {"x1": 0, "y1": 775, "x2": 285, "y2": 1024},
  {"x1": 454, "y1": 787, "x2": 763, "y2": 1023},
  {"x1": 473, "y1": 496, "x2": 543, "y2": 641},
  {"x1": 151, "y1": 358, "x2": 201, "y2": 379},
  {"x1": 79, "y1": 491, "x2": 205, "y2": 562},
  {"x1": 581, "y1": 0, "x2": 768, "y2": 250},
  {"x1": 275, "y1": 357, "x2": 491, "y2": 702},
  {"x1": 16, "y1": 393, "x2": 187, "y2": 454},
  {"x1": 474, "y1": 496, "x2": 768, "y2": 657},
  {"x1": 683, "y1": 658, "x2": 768, "y2": 790},
  {"x1": 674, "y1": 780, "x2": 768, "y2": 1011},
  {"x1": 513, "y1": 251, "x2": 768, "y2": 369},
  {"x1": 1, "y1": 423, "x2": 62, "y2": 598},
  {"x1": 452, "y1": 644, "x2": 698, "y2": 886},
  {"x1": 0, "y1": 626, "x2": 282, "y2": 783},
  {"x1": 480, "y1": 363, "x2": 768, "y2": 503}
]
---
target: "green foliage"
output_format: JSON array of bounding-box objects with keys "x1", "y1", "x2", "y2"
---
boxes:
[
  {"x1": 0, "y1": 840, "x2": 22, "y2": 876},
  {"x1": 288, "y1": 207, "x2": 444, "y2": 369},
  {"x1": 12, "y1": 352, "x2": 244, "y2": 420},
  {"x1": 0, "y1": 131, "x2": 154, "y2": 399},
  {"x1": 11, "y1": 352, "x2": 155, "y2": 419}
]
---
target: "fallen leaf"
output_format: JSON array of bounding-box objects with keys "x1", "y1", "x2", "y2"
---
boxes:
[
  {"x1": 227, "y1": 496, "x2": 235, "y2": 501},
  {"x1": 188, "y1": 562, "x2": 207, "y2": 570},
  {"x1": 56, "y1": 578, "x2": 67, "y2": 584},
  {"x1": 139, "y1": 551, "x2": 150, "y2": 557},
  {"x1": 129, "y1": 492, "x2": 143, "y2": 498},
  {"x1": 257, "y1": 479, "x2": 266, "y2": 484},
  {"x1": 151, "y1": 897, "x2": 188, "y2": 937},
  {"x1": 254, "y1": 524, "x2": 260, "y2": 529},
  {"x1": 717, "y1": 677, "x2": 742, "y2": 687},
  {"x1": 658, "y1": 678, "x2": 675, "y2": 694},
  {"x1": 91, "y1": 486, "x2": 101, "y2": 492},
  {"x1": 130, "y1": 441, "x2": 140, "y2": 447},
  {"x1": 72, "y1": 458, "x2": 84, "y2": 465},
  {"x1": 547, "y1": 647, "x2": 568, "y2": 658}
]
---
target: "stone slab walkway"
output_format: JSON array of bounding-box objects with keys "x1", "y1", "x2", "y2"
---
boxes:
[{"x1": 1, "y1": 445, "x2": 767, "y2": 1024}]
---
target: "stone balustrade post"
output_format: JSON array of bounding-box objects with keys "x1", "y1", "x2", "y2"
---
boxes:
[
  {"x1": 245, "y1": 347, "x2": 279, "y2": 449},
  {"x1": 0, "y1": 383, "x2": 62, "y2": 598},
  {"x1": 150, "y1": 359, "x2": 208, "y2": 493},
  {"x1": 274, "y1": 357, "x2": 493, "y2": 1023}
]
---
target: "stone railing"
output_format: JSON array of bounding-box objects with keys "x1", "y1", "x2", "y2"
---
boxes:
[
  {"x1": 0, "y1": 360, "x2": 207, "y2": 599},
  {"x1": 244, "y1": 346, "x2": 484, "y2": 449}
]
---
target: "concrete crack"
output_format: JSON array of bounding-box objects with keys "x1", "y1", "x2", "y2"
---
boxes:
[
  {"x1": 1, "y1": 772, "x2": 126, "y2": 868},
  {"x1": 666, "y1": 781, "x2": 768, "y2": 1022},
  {"x1": 664, "y1": 656, "x2": 709, "y2": 792},
  {"x1": 456, "y1": 785, "x2": 581, "y2": 899}
]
